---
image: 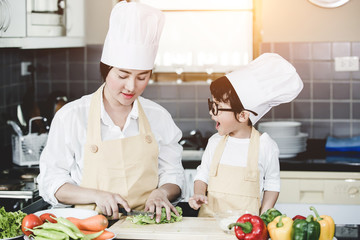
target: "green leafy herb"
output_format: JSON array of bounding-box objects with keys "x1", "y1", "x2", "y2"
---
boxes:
[
  {"x1": 0, "y1": 206, "x2": 27, "y2": 238},
  {"x1": 130, "y1": 206, "x2": 183, "y2": 225}
]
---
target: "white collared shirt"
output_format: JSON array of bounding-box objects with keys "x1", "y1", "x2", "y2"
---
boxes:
[
  {"x1": 37, "y1": 92, "x2": 185, "y2": 207},
  {"x1": 194, "y1": 133, "x2": 281, "y2": 197}
]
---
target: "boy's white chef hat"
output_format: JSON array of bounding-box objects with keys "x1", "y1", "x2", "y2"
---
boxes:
[
  {"x1": 226, "y1": 53, "x2": 303, "y2": 125},
  {"x1": 101, "y1": 1, "x2": 164, "y2": 70}
]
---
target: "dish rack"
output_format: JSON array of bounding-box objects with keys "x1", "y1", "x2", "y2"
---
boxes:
[{"x1": 11, "y1": 117, "x2": 48, "y2": 167}]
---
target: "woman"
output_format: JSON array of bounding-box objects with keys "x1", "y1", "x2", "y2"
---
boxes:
[{"x1": 37, "y1": 1, "x2": 185, "y2": 223}]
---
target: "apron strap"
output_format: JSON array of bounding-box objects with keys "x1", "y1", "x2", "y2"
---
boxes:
[
  {"x1": 86, "y1": 84, "x2": 152, "y2": 142},
  {"x1": 136, "y1": 99, "x2": 156, "y2": 145},
  {"x1": 245, "y1": 127, "x2": 260, "y2": 181},
  {"x1": 86, "y1": 83, "x2": 104, "y2": 142},
  {"x1": 136, "y1": 99, "x2": 150, "y2": 135},
  {"x1": 209, "y1": 135, "x2": 228, "y2": 177}
]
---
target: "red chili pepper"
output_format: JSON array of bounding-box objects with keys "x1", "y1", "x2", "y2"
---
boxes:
[
  {"x1": 228, "y1": 213, "x2": 268, "y2": 240},
  {"x1": 292, "y1": 215, "x2": 306, "y2": 221}
]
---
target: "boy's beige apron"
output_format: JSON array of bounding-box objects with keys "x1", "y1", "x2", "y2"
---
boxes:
[
  {"x1": 198, "y1": 127, "x2": 261, "y2": 217},
  {"x1": 76, "y1": 84, "x2": 159, "y2": 212}
]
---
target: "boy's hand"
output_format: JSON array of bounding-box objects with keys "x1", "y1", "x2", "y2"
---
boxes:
[{"x1": 188, "y1": 194, "x2": 208, "y2": 210}]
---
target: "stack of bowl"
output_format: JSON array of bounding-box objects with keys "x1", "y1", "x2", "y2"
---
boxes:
[{"x1": 258, "y1": 121, "x2": 308, "y2": 158}]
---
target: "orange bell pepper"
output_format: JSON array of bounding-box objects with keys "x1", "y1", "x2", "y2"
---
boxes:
[
  {"x1": 310, "y1": 206, "x2": 335, "y2": 240},
  {"x1": 267, "y1": 214, "x2": 293, "y2": 240}
]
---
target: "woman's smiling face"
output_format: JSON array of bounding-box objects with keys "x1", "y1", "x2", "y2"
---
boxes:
[{"x1": 104, "y1": 68, "x2": 151, "y2": 106}]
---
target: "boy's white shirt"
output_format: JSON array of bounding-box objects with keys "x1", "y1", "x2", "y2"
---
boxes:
[{"x1": 194, "y1": 132, "x2": 281, "y2": 198}]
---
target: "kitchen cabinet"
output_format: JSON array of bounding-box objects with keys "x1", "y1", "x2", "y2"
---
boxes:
[
  {"x1": 276, "y1": 171, "x2": 360, "y2": 225},
  {"x1": 0, "y1": 0, "x2": 26, "y2": 38},
  {"x1": 277, "y1": 171, "x2": 360, "y2": 205},
  {"x1": 0, "y1": 0, "x2": 85, "y2": 49}
]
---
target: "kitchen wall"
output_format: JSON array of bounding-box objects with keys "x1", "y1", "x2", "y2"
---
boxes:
[
  {"x1": 260, "y1": 0, "x2": 360, "y2": 42},
  {"x1": 257, "y1": 0, "x2": 360, "y2": 138},
  {"x1": 1, "y1": 41, "x2": 359, "y2": 147},
  {"x1": 1, "y1": 0, "x2": 360, "y2": 167},
  {"x1": 260, "y1": 41, "x2": 360, "y2": 139}
]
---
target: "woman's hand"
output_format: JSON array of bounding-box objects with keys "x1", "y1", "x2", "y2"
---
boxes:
[
  {"x1": 94, "y1": 190, "x2": 131, "y2": 219},
  {"x1": 188, "y1": 194, "x2": 208, "y2": 210},
  {"x1": 55, "y1": 183, "x2": 130, "y2": 220},
  {"x1": 145, "y1": 186, "x2": 180, "y2": 223}
]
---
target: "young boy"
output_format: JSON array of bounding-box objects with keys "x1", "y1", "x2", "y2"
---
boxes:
[{"x1": 189, "y1": 53, "x2": 303, "y2": 217}]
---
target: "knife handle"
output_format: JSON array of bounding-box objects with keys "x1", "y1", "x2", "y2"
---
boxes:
[{"x1": 118, "y1": 207, "x2": 128, "y2": 216}]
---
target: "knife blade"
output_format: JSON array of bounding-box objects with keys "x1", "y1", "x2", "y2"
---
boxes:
[{"x1": 119, "y1": 207, "x2": 154, "y2": 217}]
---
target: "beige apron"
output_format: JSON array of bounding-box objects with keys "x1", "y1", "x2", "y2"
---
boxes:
[
  {"x1": 198, "y1": 127, "x2": 261, "y2": 217},
  {"x1": 76, "y1": 84, "x2": 159, "y2": 211}
]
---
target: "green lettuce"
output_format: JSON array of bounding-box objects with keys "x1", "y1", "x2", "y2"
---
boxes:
[
  {"x1": 0, "y1": 206, "x2": 27, "y2": 238},
  {"x1": 130, "y1": 206, "x2": 183, "y2": 225}
]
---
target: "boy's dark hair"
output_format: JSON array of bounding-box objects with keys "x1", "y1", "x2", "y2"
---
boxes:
[
  {"x1": 100, "y1": 62, "x2": 113, "y2": 82},
  {"x1": 210, "y1": 76, "x2": 252, "y2": 125}
]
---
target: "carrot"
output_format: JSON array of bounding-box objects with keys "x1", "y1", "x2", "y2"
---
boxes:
[
  {"x1": 66, "y1": 215, "x2": 108, "y2": 231},
  {"x1": 80, "y1": 229, "x2": 115, "y2": 240}
]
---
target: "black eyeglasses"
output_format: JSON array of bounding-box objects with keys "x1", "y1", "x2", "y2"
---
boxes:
[
  {"x1": 207, "y1": 98, "x2": 259, "y2": 116},
  {"x1": 208, "y1": 98, "x2": 235, "y2": 116}
]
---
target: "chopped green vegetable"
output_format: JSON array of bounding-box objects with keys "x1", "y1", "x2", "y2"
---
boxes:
[
  {"x1": 130, "y1": 206, "x2": 183, "y2": 225},
  {"x1": 0, "y1": 206, "x2": 27, "y2": 238}
]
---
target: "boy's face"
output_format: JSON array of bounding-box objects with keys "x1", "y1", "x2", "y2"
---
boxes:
[{"x1": 209, "y1": 97, "x2": 243, "y2": 137}]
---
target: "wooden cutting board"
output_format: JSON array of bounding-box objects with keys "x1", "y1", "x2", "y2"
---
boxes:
[{"x1": 109, "y1": 217, "x2": 236, "y2": 240}]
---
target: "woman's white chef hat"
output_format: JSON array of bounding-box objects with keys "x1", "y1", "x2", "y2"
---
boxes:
[
  {"x1": 101, "y1": 1, "x2": 164, "y2": 70},
  {"x1": 226, "y1": 53, "x2": 303, "y2": 125}
]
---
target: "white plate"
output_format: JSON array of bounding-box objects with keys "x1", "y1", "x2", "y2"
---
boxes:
[
  {"x1": 279, "y1": 147, "x2": 306, "y2": 154},
  {"x1": 258, "y1": 121, "x2": 301, "y2": 137},
  {"x1": 1, "y1": 235, "x2": 24, "y2": 240},
  {"x1": 279, "y1": 153, "x2": 297, "y2": 158},
  {"x1": 23, "y1": 229, "x2": 116, "y2": 240},
  {"x1": 34, "y1": 208, "x2": 98, "y2": 219}
]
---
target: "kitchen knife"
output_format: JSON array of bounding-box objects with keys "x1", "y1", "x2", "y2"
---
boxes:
[{"x1": 119, "y1": 207, "x2": 154, "y2": 217}]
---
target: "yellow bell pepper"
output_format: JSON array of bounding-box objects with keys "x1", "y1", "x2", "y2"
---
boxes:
[
  {"x1": 310, "y1": 206, "x2": 335, "y2": 240},
  {"x1": 267, "y1": 214, "x2": 293, "y2": 240}
]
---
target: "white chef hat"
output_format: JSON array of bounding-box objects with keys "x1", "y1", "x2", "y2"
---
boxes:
[
  {"x1": 101, "y1": 1, "x2": 164, "y2": 70},
  {"x1": 226, "y1": 53, "x2": 303, "y2": 125}
]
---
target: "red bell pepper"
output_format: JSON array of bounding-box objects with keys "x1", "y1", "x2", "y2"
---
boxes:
[
  {"x1": 228, "y1": 213, "x2": 268, "y2": 240},
  {"x1": 292, "y1": 215, "x2": 306, "y2": 221}
]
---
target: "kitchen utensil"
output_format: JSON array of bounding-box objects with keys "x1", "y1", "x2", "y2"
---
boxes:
[
  {"x1": 28, "y1": 116, "x2": 48, "y2": 134},
  {"x1": 0, "y1": 179, "x2": 25, "y2": 191},
  {"x1": 17, "y1": 104, "x2": 26, "y2": 127},
  {"x1": 43, "y1": 91, "x2": 68, "y2": 123},
  {"x1": 7, "y1": 120, "x2": 23, "y2": 136},
  {"x1": 119, "y1": 207, "x2": 154, "y2": 217},
  {"x1": 11, "y1": 116, "x2": 48, "y2": 167}
]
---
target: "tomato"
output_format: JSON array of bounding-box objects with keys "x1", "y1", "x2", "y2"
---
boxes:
[
  {"x1": 39, "y1": 213, "x2": 57, "y2": 223},
  {"x1": 21, "y1": 214, "x2": 43, "y2": 236}
]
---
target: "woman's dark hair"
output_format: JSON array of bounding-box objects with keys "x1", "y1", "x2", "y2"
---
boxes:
[
  {"x1": 100, "y1": 62, "x2": 113, "y2": 82},
  {"x1": 210, "y1": 76, "x2": 251, "y2": 125}
]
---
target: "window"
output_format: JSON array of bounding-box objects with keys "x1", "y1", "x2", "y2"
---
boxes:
[{"x1": 139, "y1": 0, "x2": 253, "y2": 73}]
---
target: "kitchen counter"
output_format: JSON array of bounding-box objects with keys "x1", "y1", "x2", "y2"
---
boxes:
[
  {"x1": 108, "y1": 216, "x2": 359, "y2": 240},
  {"x1": 182, "y1": 139, "x2": 360, "y2": 172}
]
